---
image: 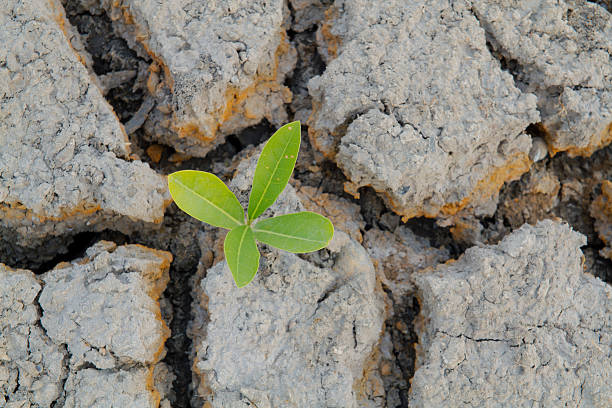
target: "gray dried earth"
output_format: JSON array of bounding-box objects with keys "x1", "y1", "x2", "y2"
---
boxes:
[
  {"x1": 191, "y1": 231, "x2": 385, "y2": 407},
  {"x1": 308, "y1": 0, "x2": 540, "y2": 220},
  {"x1": 0, "y1": 0, "x2": 169, "y2": 266},
  {"x1": 81, "y1": 0, "x2": 297, "y2": 157},
  {"x1": 1, "y1": 0, "x2": 612, "y2": 407},
  {"x1": 412, "y1": 221, "x2": 612, "y2": 407},
  {"x1": 472, "y1": 0, "x2": 612, "y2": 157},
  {"x1": 0, "y1": 241, "x2": 173, "y2": 407}
]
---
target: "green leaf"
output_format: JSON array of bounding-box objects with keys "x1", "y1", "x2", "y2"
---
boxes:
[
  {"x1": 168, "y1": 170, "x2": 244, "y2": 230},
  {"x1": 247, "y1": 121, "x2": 301, "y2": 222},
  {"x1": 224, "y1": 225, "x2": 260, "y2": 288},
  {"x1": 253, "y1": 211, "x2": 334, "y2": 253}
]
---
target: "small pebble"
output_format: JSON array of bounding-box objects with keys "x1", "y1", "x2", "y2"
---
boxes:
[{"x1": 529, "y1": 137, "x2": 549, "y2": 162}]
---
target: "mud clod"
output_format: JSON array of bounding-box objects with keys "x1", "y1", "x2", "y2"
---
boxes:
[{"x1": 412, "y1": 221, "x2": 612, "y2": 406}]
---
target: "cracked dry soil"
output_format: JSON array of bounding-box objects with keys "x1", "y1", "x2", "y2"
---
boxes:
[{"x1": 1, "y1": 0, "x2": 611, "y2": 407}]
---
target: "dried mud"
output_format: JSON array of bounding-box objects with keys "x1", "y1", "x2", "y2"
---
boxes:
[{"x1": 3, "y1": 1, "x2": 611, "y2": 407}]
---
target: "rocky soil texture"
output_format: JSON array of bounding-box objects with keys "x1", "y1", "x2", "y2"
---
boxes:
[{"x1": 1, "y1": 0, "x2": 611, "y2": 407}]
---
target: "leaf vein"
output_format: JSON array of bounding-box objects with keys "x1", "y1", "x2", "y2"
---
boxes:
[
  {"x1": 254, "y1": 228, "x2": 325, "y2": 244},
  {"x1": 250, "y1": 141, "x2": 293, "y2": 220},
  {"x1": 173, "y1": 178, "x2": 241, "y2": 226},
  {"x1": 236, "y1": 227, "x2": 248, "y2": 275}
]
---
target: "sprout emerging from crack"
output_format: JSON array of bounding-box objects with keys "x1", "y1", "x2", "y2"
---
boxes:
[{"x1": 168, "y1": 121, "x2": 334, "y2": 287}]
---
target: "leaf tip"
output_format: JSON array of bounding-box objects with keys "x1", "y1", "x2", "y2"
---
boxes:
[
  {"x1": 231, "y1": 265, "x2": 259, "y2": 288},
  {"x1": 224, "y1": 225, "x2": 260, "y2": 288},
  {"x1": 287, "y1": 120, "x2": 300, "y2": 129},
  {"x1": 234, "y1": 279, "x2": 251, "y2": 288}
]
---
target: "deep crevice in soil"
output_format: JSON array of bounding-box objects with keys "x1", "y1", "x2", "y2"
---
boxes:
[
  {"x1": 139, "y1": 120, "x2": 278, "y2": 179},
  {"x1": 62, "y1": 2, "x2": 149, "y2": 123},
  {"x1": 484, "y1": 144, "x2": 612, "y2": 284},
  {"x1": 382, "y1": 292, "x2": 421, "y2": 408},
  {"x1": 119, "y1": 209, "x2": 204, "y2": 408},
  {"x1": 31, "y1": 230, "x2": 129, "y2": 274},
  {"x1": 159, "y1": 263, "x2": 195, "y2": 408},
  {"x1": 357, "y1": 186, "x2": 458, "y2": 254},
  {"x1": 285, "y1": 27, "x2": 327, "y2": 122}
]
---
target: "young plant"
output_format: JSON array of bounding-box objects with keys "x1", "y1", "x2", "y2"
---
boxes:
[{"x1": 167, "y1": 121, "x2": 334, "y2": 287}]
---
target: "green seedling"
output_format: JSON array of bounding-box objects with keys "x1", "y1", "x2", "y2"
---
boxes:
[{"x1": 168, "y1": 121, "x2": 334, "y2": 287}]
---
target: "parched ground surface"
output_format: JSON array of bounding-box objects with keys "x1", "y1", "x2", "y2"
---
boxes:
[
  {"x1": 412, "y1": 221, "x2": 611, "y2": 406},
  {"x1": 1, "y1": 0, "x2": 611, "y2": 407}
]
